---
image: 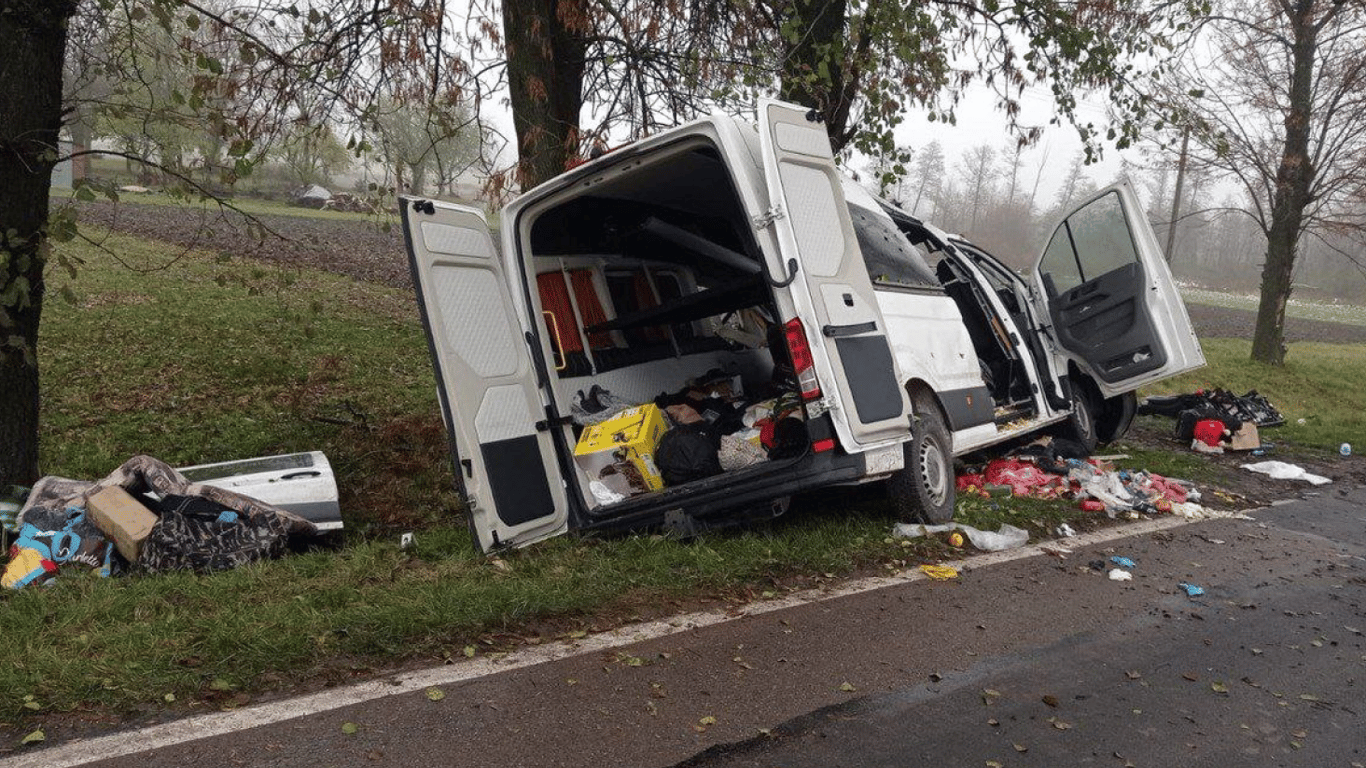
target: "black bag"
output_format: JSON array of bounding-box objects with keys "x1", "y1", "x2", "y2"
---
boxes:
[{"x1": 656, "y1": 424, "x2": 723, "y2": 486}]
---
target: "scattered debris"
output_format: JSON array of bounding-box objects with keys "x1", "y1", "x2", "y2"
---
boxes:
[
  {"x1": 3, "y1": 455, "x2": 320, "y2": 589},
  {"x1": 1110, "y1": 556, "x2": 1136, "y2": 569},
  {"x1": 893, "y1": 522, "x2": 1029, "y2": 552},
  {"x1": 1240, "y1": 461, "x2": 1332, "y2": 485},
  {"x1": 1178, "y1": 583, "x2": 1206, "y2": 597},
  {"x1": 1109, "y1": 569, "x2": 1133, "y2": 582}
]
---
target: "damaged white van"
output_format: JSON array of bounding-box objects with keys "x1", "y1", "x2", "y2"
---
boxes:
[{"x1": 401, "y1": 99, "x2": 1205, "y2": 553}]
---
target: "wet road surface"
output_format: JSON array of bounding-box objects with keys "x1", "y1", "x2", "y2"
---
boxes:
[{"x1": 12, "y1": 486, "x2": 1364, "y2": 768}]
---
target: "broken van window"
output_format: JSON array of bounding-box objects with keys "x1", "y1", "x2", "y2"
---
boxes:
[{"x1": 846, "y1": 202, "x2": 940, "y2": 290}]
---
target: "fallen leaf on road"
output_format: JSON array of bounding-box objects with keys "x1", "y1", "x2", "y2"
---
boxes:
[
  {"x1": 1014, "y1": 743, "x2": 1029, "y2": 752},
  {"x1": 1299, "y1": 694, "x2": 1321, "y2": 701},
  {"x1": 699, "y1": 715, "x2": 717, "y2": 726},
  {"x1": 1041, "y1": 694, "x2": 1059, "y2": 708},
  {"x1": 1125, "y1": 670, "x2": 1142, "y2": 680},
  {"x1": 1211, "y1": 682, "x2": 1229, "y2": 694},
  {"x1": 20, "y1": 730, "x2": 44, "y2": 746},
  {"x1": 426, "y1": 688, "x2": 445, "y2": 702},
  {"x1": 840, "y1": 682, "x2": 857, "y2": 692},
  {"x1": 1182, "y1": 672, "x2": 1199, "y2": 682},
  {"x1": 341, "y1": 722, "x2": 359, "y2": 735},
  {"x1": 987, "y1": 719, "x2": 1000, "y2": 726},
  {"x1": 1292, "y1": 729, "x2": 1307, "y2": 738},
  {"x1": 986, "y1": 761, "x2": 1003, "y2": 768},
  {"x1": 463, "y1": 645, "x2": 476, "y2": 658},
  {"x1": 1052, "y1": 720, "x2": 1073, "y2": 730},
  {"x1": 921, "y1": 565, "x2": 959, "y2": 581}
]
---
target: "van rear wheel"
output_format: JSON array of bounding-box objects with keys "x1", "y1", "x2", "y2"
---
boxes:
[{"x1": 889, "y1": 394, "x2": 955, "y2": 524}]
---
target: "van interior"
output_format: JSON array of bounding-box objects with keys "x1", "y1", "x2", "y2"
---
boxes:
[
  {"x1": 877, "y1": 206, "x2": 1048, "y2": 426},
  {"x1": 518, "y1": 138, "x2": 812, "y2": 515}
]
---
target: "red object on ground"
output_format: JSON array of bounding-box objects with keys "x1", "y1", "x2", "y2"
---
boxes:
[
  {"x1": 981, "y1": 459, "x2": 1065, "y2": 498},
  {"x1": 1192, "y1": 419, "x2": 1225, "y2": 447},
  {"x1": 1079, "y1": 499, "x2": 1105, "y2": 512}
]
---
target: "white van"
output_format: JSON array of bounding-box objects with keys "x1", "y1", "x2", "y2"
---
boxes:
[{"x1": 401, "y1": 99, "x2": 1205, "y2": 552}]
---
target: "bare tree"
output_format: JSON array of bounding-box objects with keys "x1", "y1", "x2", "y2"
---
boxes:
[
  {"x1": 1171, "y1": 0, "x2": 1366, "y2": 364},
  {"x1": 956, "y1": 144, "x2": 998, "y2": 234}
]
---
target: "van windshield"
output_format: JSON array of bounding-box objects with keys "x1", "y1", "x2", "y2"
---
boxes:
[{"x1": 847, "y1": 202, "x2": 941, "y2": 290}]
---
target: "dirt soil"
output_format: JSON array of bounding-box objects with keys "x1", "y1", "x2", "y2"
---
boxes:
[{"x1": 76, "y1": 199, "x2": 1366, "y2": 501}]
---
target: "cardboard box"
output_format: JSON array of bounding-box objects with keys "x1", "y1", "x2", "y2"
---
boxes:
[
  {"x1": 87, "y1": 486, "x2": 158, "y2": 563},
  {"x1": 574, "y1": 405, "x2": 668, "y2": 494},
  {"x1": 1228, "y1": 422, "x2": 1260, "y2": 451}
]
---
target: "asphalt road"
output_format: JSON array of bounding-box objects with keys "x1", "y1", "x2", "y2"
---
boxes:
[{"x1": 16, "y1": 486, "x2": 1366, "y2": 768}]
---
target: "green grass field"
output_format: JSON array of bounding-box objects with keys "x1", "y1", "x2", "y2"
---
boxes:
[{"x1": 4, "y1": 230, "x2": 1364, "y2": 724}]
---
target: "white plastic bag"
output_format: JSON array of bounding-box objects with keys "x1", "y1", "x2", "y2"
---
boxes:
[{"x1": 891, "y1": 522, "x2": 1030, "y2": 552}]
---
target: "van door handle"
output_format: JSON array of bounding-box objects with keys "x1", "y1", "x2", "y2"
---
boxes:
[{"x1": 822, "y1": 321, "x2": 877, "y2": 337}]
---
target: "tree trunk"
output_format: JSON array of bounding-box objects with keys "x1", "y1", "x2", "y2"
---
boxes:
[
  {"x1": 1251, "y1": 1, "x2": 1317, "y2": 366},
  {"x1": 503, "y1": 0, "x2": 588, "y2": 189},
  {"x1": 777, "y1": 0, "x2": 852, "y2": 151},
  {"x1": 0, "y1": 1, "x2": 77, "y2": 488}
]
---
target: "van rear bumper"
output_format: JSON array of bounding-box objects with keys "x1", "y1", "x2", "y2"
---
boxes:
[{"x1": 576, "y1": 446, "x2": 868, "y2": 536}]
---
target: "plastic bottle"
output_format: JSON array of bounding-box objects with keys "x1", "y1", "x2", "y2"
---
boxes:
[{"x1": 1341, "y1": 443, "x2": 1353, "y2": 457}]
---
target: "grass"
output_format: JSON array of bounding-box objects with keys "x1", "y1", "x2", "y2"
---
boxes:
[
  {"x1": 1181, "y1": 285, "x2": 1366, "y2": 328},
  {"x1": 39, "y1": 229, "x2": 460, "y2": 534},
  {"x1": 58, "y1": 188, "x2": 391, "y2": 223},
  {"x1": 1137, "y1": 338, "x2": 1366, "y2": 457},
  {"x1": 4, "y1": 233, "x2": 1365, "y2": 726}
]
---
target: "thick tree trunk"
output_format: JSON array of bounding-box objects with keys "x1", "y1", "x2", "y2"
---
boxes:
[
  {"x1": 0, "y1": 1, "x2": 78, "y2": 488},
  {"x1": 1251, "y1": 1, "x2": 1317, "y2": 366},
  {"x1": 777, "y1": 0, "x2": 852, "y2": 151},
  {"x1": 503, "y1": 0, "x2": 588, "y2": 189}
]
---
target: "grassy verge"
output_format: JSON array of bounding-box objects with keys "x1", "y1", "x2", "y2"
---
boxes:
[
  {"x1": 4, "y1": 234, "x2": 1364, "y2": 726},
  {"x1": 56, "y1": 188, "x2": 391, "y2": 223},
  {"x1": 1181, "y1": 286, "x2": 1366, "y2": 327},
  {"x1": 1137, "y1": 338, "x2": 1366, "y2": 457}
]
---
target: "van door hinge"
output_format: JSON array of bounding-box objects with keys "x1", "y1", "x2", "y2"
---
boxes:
[{"x1": 751, "y1": 206, "x2": 785, "y2": 229}]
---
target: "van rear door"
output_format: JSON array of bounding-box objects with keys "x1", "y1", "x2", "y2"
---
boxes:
[
  {"x1": 402, "y1": 198, "x2": 571, "y2": 552},
  {"x1": 1033, "y1": 183, "x2": 1205, "y2": 397},
  {"x1": 756, "y1": 99, "x2": 911, "y2": 449}
]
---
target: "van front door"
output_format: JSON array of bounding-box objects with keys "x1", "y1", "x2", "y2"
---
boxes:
[
  {"x1": 1033, "y1": 183, "x2": 1205, "y2": 398},
  {"x1": 756, "y1": 99, "x2": 912, "y2": 449},
  {"x1": 402, "y1": 198, "x2": 571, "y2": 552}
]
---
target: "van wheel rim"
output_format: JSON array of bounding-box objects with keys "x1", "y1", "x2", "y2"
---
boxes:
[
  {"x1": 1074, "y1": 396, "x2": 1092, "y2": 438},
  {"x1": 920, "y1": 439, "x2": 947, "y2": 505}
]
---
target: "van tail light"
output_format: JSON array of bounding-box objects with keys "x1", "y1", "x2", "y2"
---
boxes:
[{"x1": 783, "y1": 317, "x2": 822, "y2": 400}]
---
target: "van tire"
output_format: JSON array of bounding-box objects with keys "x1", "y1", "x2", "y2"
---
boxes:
[
  {"x1": 889, "y1": 394, "x2": 955, "y2": 524},
  {"x1": 1060, "y1": 382, "x2": 1100, "y2": 454}
]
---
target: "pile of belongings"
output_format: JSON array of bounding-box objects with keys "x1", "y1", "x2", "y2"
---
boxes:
[
  {"x1": 2, "y1": 455, "x2": 317, "y2": 589},
  {"x1": 1138, "y1": 388, "x2": 1283, "y2": 453},
  {"x1": 569, "y1": 369, "x2": 808, "y2": 504},
  {"x1": 956, "y1": 438, "x2": 1204, "y2": 518}
]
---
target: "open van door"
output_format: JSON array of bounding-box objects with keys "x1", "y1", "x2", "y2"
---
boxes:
[
  {"x1": 402, "y1": 198, "x2": 571, "y2": 552},
  {"x1": 1033, "y1": 183, "x2": 1205, "y2": 398},
  {"x1": 757, "y1": 99, "x2": 911, "y2": 449}
]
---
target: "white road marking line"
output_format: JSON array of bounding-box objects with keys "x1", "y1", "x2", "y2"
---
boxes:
[{"x1": 1, "y1": 513, "x2": 1210, "y2": 768}]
